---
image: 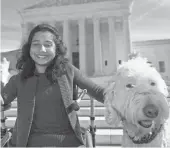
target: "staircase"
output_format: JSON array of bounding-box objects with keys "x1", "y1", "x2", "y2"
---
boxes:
[
  {"x1": 5, "y1": 96, "x2": 122, "y2": 147},
  {"x1": 3, "y1": 76, "x2": 170, "y2": 147},
  {"x1": 4, "y1": 76, "x2": 122, "y2": 147}
]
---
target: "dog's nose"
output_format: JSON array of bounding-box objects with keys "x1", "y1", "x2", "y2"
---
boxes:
[{"x1": 143, "y1": 104, "x2": 159, "y2": 118}]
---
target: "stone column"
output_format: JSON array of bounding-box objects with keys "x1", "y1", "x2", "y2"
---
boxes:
[
  {"x1": 108, "y1": 16, "x2": 117, "y2": 73},
  {"x1": 21, "y1": 22, "x2": 35, "y2": 46},
  {"x1": 123, "y1": 14, "x2": 132, "y2": 61},
  {"x1": 78, "y1": 18, "x2": 87, "y2": 74},
  {"x1": 63, "y1": 20, "x2": 72, "y2": 62},
  {"x1": 93, "y1": 17, "x2": 103, "y2": 76},
  {"x1": 27, "y1": 22, "x2": 35, "y2": 36},
  {"x1": 21, "y1": 23, "x2": 27, "y2": 44},
  {"x1": 49, "y1": 21, "x2": 56, "y2": 28},
  {"x1": 114, "y1": 16, "x2": 125, "y2": 68}
]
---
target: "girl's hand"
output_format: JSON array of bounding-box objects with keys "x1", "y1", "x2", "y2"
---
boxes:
[
  {"x1": 1, "y1": 95, "x2": 5, "y2": 112},
  {"x1": 0, "y1": 57, "x2": 11, "y2": 86},
  {"x1": 1, "y1": 95, "x2": 4, "y2": 105}
]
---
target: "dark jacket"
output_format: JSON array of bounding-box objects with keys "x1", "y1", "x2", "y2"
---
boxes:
[{"x1": 1, "y1": 63, "x2": 106, "y2": 147}]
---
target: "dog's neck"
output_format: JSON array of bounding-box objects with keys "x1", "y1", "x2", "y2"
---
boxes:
[
  {"x1": 111, "y1": 106, "x2": 167, "y2": 147},
  {"x1": 122, "y1": 129, "x2": 166, "y2": 147},
  {"x1": 122, "y1": 121, "x2": 166, "y2": 147}
]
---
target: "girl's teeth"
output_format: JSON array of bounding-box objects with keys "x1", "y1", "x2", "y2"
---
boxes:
[{"x1": 38, "y1": 55, "x2": 46, "y2": 58}]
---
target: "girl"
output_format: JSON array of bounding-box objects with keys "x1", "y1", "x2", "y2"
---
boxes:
[{"x1": 1, "y1": 24, "x2": 106, "y2": 147}]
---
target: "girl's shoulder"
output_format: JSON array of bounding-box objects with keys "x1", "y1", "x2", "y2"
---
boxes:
[
  {"x1": 8, "y1": 72, "x2": 21, "y2": 84},
  {"x1": 65, "y1": 62, "x2": 74, "y2": 75}
]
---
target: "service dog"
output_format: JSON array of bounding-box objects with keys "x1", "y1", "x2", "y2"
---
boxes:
[{"x1": 104, "y1": 56, "x2": 169, "y2": 147}]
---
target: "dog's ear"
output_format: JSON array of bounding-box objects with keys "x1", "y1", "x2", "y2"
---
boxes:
[
  {"x1": 128, "y1": 51, "x2": 140, "y2": 60},
  {"x1": 104, "y1": 83, "x2": 121, "y2": 126}
]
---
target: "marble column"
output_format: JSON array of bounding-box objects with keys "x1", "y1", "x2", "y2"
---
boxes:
[
  {"x1": 21, "y1": 23, "x2": 27, "y2": 44},
  {"x1": 114, "y1": 16, "x2": 125, "y2": 68},
  {"x1": 78, "y1": 18, "x2": 87, "y2": 74},
  {"x1": 63, "y1": 20, "x2": 72, "y2": 62},
  {"x1": 108, "y1": 16, "x2": 117, "y2": 73},
  {"x1": 21, "y1": 22, "x2": 35, "y2": 45},
  {"x1": 93, "y1": 17, "x2": 103, "y2": 76},
  {"x1": 123, "y1": 14, "x2": 132, "y2": 61},
  {"x1": 27, "y1": 22, "x2": 35, "y2": 35},
  {"x1": 49, "y1": 21, "x2": 56, "y2": 28}
]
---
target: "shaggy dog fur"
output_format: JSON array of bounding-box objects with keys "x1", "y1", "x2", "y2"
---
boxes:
[{"x1": 104, "y1": 56, "x2": 170, "y2": 147}]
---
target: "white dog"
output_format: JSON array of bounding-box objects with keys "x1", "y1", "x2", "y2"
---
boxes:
[{"x1": 104, "y1": 56, "x2": 169, "y2": 147}]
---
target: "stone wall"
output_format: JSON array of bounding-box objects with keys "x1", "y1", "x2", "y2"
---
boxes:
[{"x1": 132, "y1": 39, "x2": 170, "y2": 80}]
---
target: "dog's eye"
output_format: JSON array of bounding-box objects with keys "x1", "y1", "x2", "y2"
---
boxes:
[
  {"x1": 126, "y1": 84, "x2": 134, "y2": 88},
  {"x1": 150, "y1": 82, "x2": 156, "y2": 86}
]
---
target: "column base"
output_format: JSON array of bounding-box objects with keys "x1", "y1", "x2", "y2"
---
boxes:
[
  {"x1": 109, "y1": 71, "x2": 117, "y2": 76},
  {"x1": 93, "y1": 72, "x2": 104, "y2": 77}
]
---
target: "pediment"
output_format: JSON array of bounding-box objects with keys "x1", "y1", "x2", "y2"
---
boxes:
[{"x1": 24, "y1": 0, "x2": 118, "y2": 10}]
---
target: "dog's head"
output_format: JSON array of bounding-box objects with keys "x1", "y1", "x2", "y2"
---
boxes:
[{"x1": 104, "y1": 56, "x2": 169, "y2": 143}]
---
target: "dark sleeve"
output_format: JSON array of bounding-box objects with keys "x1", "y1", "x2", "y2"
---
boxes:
[
  {"x1": 1, "y1": 75, "x2": 18, "y2": 105},
  {"x1": 73, "y1": 82, "x2": 78, "y2": 100},
  {"x1": 72, "y1": 65, "x2": 106, "y2": 103}
]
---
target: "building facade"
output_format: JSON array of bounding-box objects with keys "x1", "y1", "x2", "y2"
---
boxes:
[
  {"x1": 1, "y1": 39, "x2": 170, "y2": 79},
  {"x1": 18, "y1": 0, "x2": 133, "y2": 77},
  {"x1": 132, "y1": 39, "x2": 170, "y2": 80},
  {"x1": 3, "y1": 1, "x2": 169, "y2": 80}
]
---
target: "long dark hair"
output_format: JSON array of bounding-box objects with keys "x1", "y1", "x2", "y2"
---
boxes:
[{"x1": 16, "y1": 24, "x2": 69, "y2": 83}]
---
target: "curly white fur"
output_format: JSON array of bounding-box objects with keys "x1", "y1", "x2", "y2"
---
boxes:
[{"x1": 104, "y1": 56, "x2": 170, "y2": 147}]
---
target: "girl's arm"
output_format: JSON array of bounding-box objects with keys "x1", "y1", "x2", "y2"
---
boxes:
[
  {"x1": 73, "y1": 65, "x2": 106, "y2": 103},
  {"x1": 1, "y1": 75, "x2": 18, "y2": 105}
]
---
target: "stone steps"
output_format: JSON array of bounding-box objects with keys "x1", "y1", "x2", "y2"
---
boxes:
[
  {"x1": 11, "y1": 99, "x2": 104, "y2": 108},
  {"x1": 97, "y1": 146, "x2": 120, "y2": 148},
  {"x1": 6, "y1": 107, "x2": 106, "y2": 117},
  {"x1": 5, "y1": 98, "x2": 123, "y2": 146},
  {"x1": 5, "y1": 112, "x2": 122, "y2": 129},
  {"x1": 5, "y1": 117, "x2": 122, "y2": 146}
]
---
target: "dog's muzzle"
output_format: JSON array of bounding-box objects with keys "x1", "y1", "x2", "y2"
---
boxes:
[
  {"x1": 137, "y1": 104, "x2": 159, "y2": 128},
  {"x1": 143, "y1": 104, "x2": 159, "y2": 118},
  {"x1": 125, "y1": 92, "x2": 168, "y2": 144}
]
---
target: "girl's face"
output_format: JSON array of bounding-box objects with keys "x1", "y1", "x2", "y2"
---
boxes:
[{"x1": 30, "y1": 31, "x2": 56, "y2": 66}]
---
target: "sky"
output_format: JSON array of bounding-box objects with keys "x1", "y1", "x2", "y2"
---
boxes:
[{"x1": 1, "y1": 0, "x2": 170, "y2": 52}]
